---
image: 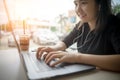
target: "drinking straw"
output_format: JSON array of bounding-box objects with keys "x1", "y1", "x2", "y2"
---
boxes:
[{"x1": 23, "y1": 20, "x2": 25, "y2": 34}]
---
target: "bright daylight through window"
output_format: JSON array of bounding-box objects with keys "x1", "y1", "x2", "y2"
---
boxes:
[
  {"x1": 0, "y1": 0, "x2": 78, "y2": 49},
  {"x1": 0, "y1": 0, "x2": 120, "y2": 49}
]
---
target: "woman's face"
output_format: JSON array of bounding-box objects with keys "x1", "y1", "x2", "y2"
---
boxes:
[{"x1": 74, "y1": 0, "x2": 99, "y2": 23}]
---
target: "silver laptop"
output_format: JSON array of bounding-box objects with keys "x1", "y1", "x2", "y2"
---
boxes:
[
  {"x1": 20, "y1": 48, "x2": 95, "y2": 80},
  {"x1": 4, "y1": 1, "x2": 95, "y2": 79}
]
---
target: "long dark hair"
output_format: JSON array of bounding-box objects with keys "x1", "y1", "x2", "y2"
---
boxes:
[
  {"x1": 78, "y1": 0, "x2": 112, "y2": 33},
  {"x1": 95, "y1": 0, "x2": 112, "y2": 34}
]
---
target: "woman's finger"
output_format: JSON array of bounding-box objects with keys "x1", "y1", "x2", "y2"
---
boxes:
[
  {"x1": 36, "y1": 47, "x2": 48, "y2": 59},
  {"x1": 45, "y1": 53, "x2": 62, "y2": 64},
  {"x1": 44, "y1": 51, "x2": 59, "y2": 62},
  {"x1": 50, "y1": 59, "x2": 63, "y2": 67},
  {"x1": 41, "y1": 52, "x2": 48, "y2": 60},
  {"x1": 36, "y1": 47, "x2": 43, "y2": 59}
]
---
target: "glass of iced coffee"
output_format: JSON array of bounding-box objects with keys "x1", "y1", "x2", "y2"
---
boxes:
[{"x1": 19, "y1": 34, "x2": 30, "y2": 52}]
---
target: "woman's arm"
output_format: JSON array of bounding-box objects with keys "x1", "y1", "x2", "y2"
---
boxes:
[
  {"x1": 50, "y1": 41, "x2": 67, "y2": 51},
  {"x1": 43, "y1": 50, "x2": 120, "y2": 72},
  {"x1": 76, "y1": 54, "x2": 120, "y2": 72}
]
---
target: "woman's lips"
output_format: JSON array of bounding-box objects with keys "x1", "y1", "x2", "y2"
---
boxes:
[
  {"x1": 80, "y1": 14, "x2": 86, "y2": 19},
  {"x1": 77, "y1": 12, "x2": 86, "y2": 18}
]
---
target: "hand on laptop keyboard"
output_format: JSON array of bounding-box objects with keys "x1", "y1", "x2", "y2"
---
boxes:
[
  {"x1": 39, "y1": 52, "x2": 60, "y2": 67},
  {"x1": 35, "y1": 47, "x2": 76, "y2": 68},
  {"x1": 31, "y1": 49, "x2": 58, "y2": 67},
  {"x1": 36, "y1": 47, "x2": 56, "y2": 60}
]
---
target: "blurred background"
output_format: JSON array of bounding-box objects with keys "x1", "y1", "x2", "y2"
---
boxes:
[{"x1": 0, "y1": 0, "x2": 120, "y2": 50}]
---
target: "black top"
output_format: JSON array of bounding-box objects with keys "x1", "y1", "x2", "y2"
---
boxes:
[{"x1": 63, "y1": 15, "x2": 120, "y2": 55}]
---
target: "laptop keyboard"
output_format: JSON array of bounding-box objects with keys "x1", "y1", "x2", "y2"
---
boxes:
[{"x1": 28, "y1": 52, "x2": 60, "y2": 72}]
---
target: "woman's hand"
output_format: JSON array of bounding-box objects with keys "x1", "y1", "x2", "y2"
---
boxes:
[
  {"x1": 36, "y1": 42, "x2": 67, "y2": 60},
  {"x1": 44, "y1": 51, "x2": 79, "y2": 67},
  {"x1": 36, "y1": 47, "x2": 55, "y2": 60}
]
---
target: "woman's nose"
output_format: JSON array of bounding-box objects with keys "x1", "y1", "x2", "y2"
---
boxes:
[{"x1": 75, "y1": 5, "x2": 83, "y2": 14}]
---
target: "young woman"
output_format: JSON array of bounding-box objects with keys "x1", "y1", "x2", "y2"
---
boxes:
[{"x1": 36, "y1": 0, "x2": 120, "y2": 72}]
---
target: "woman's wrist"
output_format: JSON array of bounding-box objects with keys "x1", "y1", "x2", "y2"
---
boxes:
[
  {"x1": 75, "y1": 53, "x2": 92, "y2": 64},
  {"x1": 74, "y1": 53, "x2": 83, "y2": 63},
  {"x1": 51, "y1": 41, "x2": 67, "y2": 51}
]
